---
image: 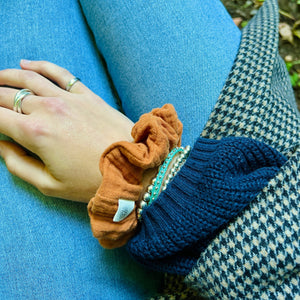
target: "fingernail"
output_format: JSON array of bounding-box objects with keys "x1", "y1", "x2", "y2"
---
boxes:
[{"x1": 21, "y1": 59, "x2": 31, "y2": 66}]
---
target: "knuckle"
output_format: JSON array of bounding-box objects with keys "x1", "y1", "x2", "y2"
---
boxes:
[
  {"x1": 20, "y1": 118, "x2": 49, "y2": 139},
  {"x1": 42, "y1": 97, "x2": 69, "y2": 115},
  {"x1": 62, "y1": 69, "x2": 72, "y2": 78},
  {"x1": 22, "y1": 70, "x2": 37, "y2": 82},
  {"x1": 37, "y1": 60, "x2": 52, "y2": 71},
  {"x1": 0, "y1": 69, "x2": 16, "y2": 81},
  {"x1": 38, "y1": 60, "x2": 48, "y2": 67}
]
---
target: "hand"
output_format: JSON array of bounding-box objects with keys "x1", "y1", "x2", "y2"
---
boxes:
[{"x1": 0, "y1": 60, "x2": 134, "y2": 202}]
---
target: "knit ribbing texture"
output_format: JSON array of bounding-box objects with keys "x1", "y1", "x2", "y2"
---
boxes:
[{"x1": 127, "y1": 136, "x2": 287, "y2": 275}]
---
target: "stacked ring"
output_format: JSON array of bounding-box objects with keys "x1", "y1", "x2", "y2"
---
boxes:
[{"x1": 13, "y1": 89, "x2": 34, "y2": 114}]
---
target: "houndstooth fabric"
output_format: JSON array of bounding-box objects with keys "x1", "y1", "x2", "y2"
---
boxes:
[
  {"x1": 201, "y1": 0, "x2": 299, "y2": 156},
  {"x1": 185, "y1": 0, "x2": 300, "y2": 298},
  {"x1": 186, "y1": 148, "x2": 300, "y2": 299},
  {"x1": 151, "y1": 0, "x2": 300, "y2": 298}
]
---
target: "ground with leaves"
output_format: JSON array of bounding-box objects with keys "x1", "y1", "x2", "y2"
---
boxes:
[{"x1": 221, "y1": 0, "x2": 300, "y2": 110}]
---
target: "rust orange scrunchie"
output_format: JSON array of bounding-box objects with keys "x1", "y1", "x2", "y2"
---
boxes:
[{"x1": 88, "y1": 104, "x2": 183, "y2": 249}]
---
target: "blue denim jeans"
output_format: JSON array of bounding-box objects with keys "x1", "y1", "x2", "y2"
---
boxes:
[{"x1": 0, "y1": 0, "x2": 240, "y2": 299}]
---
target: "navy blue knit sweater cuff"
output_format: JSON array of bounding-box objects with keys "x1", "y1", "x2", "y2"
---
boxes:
[{"x1": 127, "y1": 137, "x2": 287, "y2": 275}]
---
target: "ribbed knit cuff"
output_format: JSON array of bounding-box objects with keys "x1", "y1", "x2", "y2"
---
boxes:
[{"x1": 127, "y1": 137, "x2": 287, "y2": 275}]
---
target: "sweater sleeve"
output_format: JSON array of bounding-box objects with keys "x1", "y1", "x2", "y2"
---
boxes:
[{"x1": 127, "y1": 136, "x2": 287, "y2": 275}]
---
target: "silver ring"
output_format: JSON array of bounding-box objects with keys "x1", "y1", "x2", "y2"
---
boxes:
[
  {"x1": 65, "y1": 77, "x2": 80, "y2": 92},
  {"x1": 13, "y1": 89, "x2": 34, "y2": 114}
]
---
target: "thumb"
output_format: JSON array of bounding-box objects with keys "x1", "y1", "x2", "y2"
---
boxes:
[{"x1": 0, "y1": 140, "x2": 58, "y2": 196}]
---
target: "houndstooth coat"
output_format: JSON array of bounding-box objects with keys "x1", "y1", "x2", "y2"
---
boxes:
[{"x1": 153, "y1": 0, "x2": 300, "y2": 298}]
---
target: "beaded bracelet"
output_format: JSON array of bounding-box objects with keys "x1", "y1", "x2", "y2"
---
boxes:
[{"x1": 138, "y1": 145, "x2": 191, "y2": 219}]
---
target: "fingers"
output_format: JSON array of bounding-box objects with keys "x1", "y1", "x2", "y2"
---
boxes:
[
  {"x1": 0, "y1": 107, "x2": 25, "y2": 140},
  {"x1": 0, "y1": 87, "x2": 21, "y2": 109},
  {"x1": 20, "y1": 60, "x2": 86, "y2": 94},
  {"x1": 0, "y1": 68, "x2": 62, "y2": 97},
  {"x1": 0, "y1": 60, "x2": 85, "y2": 114},
  {"x1": 0, "y1": 87, "x2": 40, "y2": 113},
  {"x1": 0, "y1": 140, "x2": 58, "y2": 196},
  {"x1": 0, "y1": 108, "x2": 42, "y2": 148}
]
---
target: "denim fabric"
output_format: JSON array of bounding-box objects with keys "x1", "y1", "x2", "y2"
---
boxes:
[
  {"x1": 0, "y1": 0, "x2": 241, "y2": 299},
  {"x1": 79, "y1": 0, "x2": 241, "y2": 145},
  {"x1": 0, "y1": 0, "x2": 119, "y2": 109},
  {"x1": 0, "y1": 1, "x2": 161, "y2": 299}
]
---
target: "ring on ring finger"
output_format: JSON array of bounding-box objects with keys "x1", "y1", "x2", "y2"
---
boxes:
[{"x1": 13, "y1": 89, "x2": 34, "y2": 114}]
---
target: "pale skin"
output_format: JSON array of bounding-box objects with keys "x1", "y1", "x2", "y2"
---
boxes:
[{"x1": 0, "y1": 60, "x2": 137, "y2": 203}]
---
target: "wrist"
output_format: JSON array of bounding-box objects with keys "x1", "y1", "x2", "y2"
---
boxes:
[
  {"x1": 88, "y1": 104, "x2": 183, "y2": 248},
  {"x1": 138, "y1": 146, "x2": 191, "y2": 218}
]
